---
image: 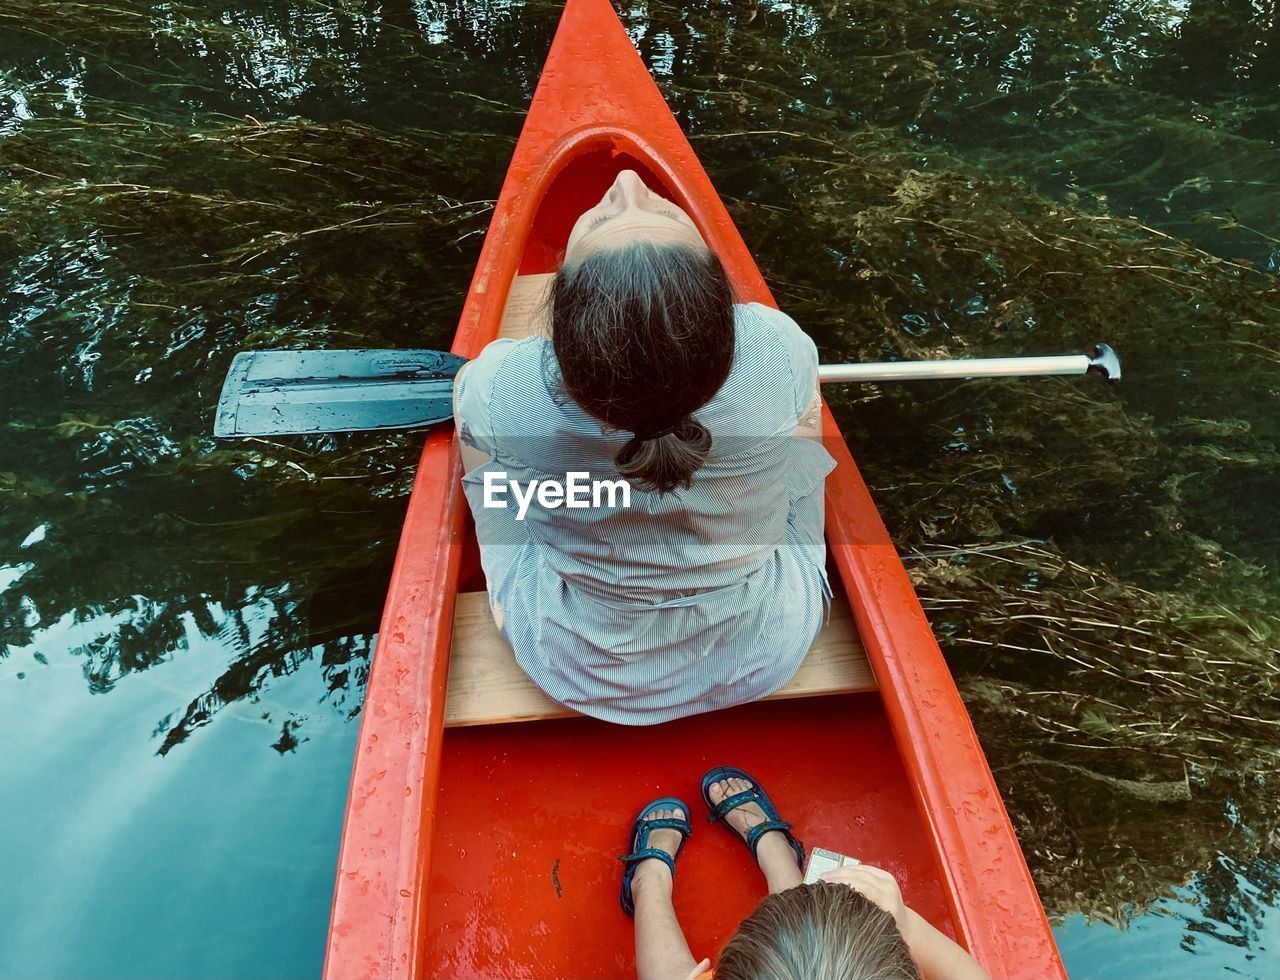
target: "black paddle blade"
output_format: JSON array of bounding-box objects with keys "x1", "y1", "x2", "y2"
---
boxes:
[{"x1": 213, "y1": 349, "x2": 468, "y2": 437}]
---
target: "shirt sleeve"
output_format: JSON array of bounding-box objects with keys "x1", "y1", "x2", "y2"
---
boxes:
[
  {"x1": 747, "y1": 303, "x2": 820, "y2": 422},
  {"x1": 453, "y1": 337, "x2": 519, "y2": 459}
]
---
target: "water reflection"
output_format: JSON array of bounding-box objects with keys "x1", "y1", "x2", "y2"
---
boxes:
[
  {"x1": 3, "y1": 595, "x2": 361, "y2": 978},
  {"x1": 1057, "y1": 849, "x2": 1279, "y2": 976},
  {"x1": 1, "y1": 1, "x2": 1277, "y2": 976}
]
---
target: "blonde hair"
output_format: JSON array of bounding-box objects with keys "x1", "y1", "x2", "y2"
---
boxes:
[{"x1": 715, "y1": 882, "x2": 921, "y2": 980}]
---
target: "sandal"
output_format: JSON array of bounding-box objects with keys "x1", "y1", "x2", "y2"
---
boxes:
[
  {"x1": 619, "y1": 796, "x2": 692, "y2": 917},
  {"x1": 701, "y1": 765, "x2": 805, "y2": 869}
]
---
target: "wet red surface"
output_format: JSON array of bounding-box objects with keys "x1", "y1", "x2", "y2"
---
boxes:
[{"x1": 425, "y1": 695, "x2": 951, "y2": 977}]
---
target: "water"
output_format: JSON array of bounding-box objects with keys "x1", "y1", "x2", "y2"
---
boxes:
[
  {"x1": 2, "y1": 2, "x2": 1277, "y2": 977},
  {"x1": 1057, "y1": 853, "x2": 1280, "y2": 977}
]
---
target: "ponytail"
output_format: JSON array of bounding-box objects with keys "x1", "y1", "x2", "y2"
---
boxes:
[{"x1": 615, "y1": 415, "x2": 713, "y2": 494}]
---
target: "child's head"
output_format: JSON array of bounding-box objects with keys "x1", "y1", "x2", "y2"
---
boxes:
[
  {"x1": 714, "y1": 882, "x2": 920, "y2": 980},
  {"x1": 550, "y1": 239, "x2": 735, "y2": 494}
]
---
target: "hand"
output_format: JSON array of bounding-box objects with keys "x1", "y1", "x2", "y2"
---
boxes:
[
  {"x1": 681, "y1": 957, "x2": 712, "y2": 980},
  {"x1": 824, "y1": 865, "x2": 991, "y2": 980},
  {"x1": 819, "y1": 864, "x2": 911, "y2": 936}
]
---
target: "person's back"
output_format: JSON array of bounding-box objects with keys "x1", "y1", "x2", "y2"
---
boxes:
[
  {"x1": 456, "y1": 300, "x2": 832, "y2": 600},
  {"x1": 454, "y1": 169, "x2": 835, "y2": 724}
]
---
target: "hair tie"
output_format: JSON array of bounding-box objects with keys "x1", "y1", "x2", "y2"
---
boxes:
[{"x1": 635, "y1": 421, "x2": 682, "y2": 442}]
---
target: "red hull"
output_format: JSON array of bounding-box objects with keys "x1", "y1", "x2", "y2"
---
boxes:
[{"x1": 324, "y1": 1, "x2": 1064, "y2": 976}]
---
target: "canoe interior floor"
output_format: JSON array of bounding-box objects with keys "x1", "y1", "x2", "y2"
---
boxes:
[{"x1": 424, "y1": 694, "x2": 952, "y2": 978}]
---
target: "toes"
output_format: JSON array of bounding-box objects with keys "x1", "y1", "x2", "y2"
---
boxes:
[
  {"x1": 642, "y1": 807, "x2": 685, "y2": 859},
  {"x1": 643, "y1": 806, "x2": 686, "y2": 831},
  {"x1": 709, "y1": 775, "x2": 754, "y2": 802}
]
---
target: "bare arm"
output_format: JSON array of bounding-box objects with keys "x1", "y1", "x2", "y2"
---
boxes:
[
  {"x1": 820, "y1": 865, "x2": 990, "y2": 980},
  {"x1": 898, "y1": 908, "x2": 991, "y2": 980}
]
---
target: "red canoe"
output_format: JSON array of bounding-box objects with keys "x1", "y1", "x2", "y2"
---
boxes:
[{"x1": 324, "y1": 1, "x2": 1065, "y2": 976}]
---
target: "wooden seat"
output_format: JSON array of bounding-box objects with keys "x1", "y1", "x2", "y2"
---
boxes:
[
  {"x1": 445, "y1": 590, "x2": 877, "y2": 727},
  {"x1": 499, "y1": 272, "x2": 555, "y2": 340}
]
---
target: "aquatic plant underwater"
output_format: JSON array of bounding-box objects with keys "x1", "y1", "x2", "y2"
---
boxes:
[{"x1": 1, "y1": 0, "x2": 1277, "y2": 972}]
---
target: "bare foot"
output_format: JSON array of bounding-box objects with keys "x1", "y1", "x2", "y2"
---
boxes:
[
  {"x1": 707, "y1": 775, "x2": 803, "y2": 894},
  {"x1": 630, "y1": 805, "x2": 686, "y2": 898}
]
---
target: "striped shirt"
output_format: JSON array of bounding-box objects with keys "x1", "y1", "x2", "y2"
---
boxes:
[{"x1": 455, "y1": 302, "x2": 835, "y2": 724}]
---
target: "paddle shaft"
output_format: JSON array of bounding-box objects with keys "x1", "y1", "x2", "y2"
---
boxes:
[
  {"x1": 821, "y1": 353, "x2": 1092, "y2": 383},
  {"x1": 213, "y1": 345, "x2": 1119, "y2": 437}
]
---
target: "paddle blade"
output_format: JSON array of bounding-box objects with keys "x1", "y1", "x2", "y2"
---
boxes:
[{"x1": 213, "y1": 349, "x2": 468, "y2": 437}]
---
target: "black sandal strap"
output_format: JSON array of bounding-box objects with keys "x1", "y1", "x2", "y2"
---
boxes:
[
  {"x1": 620, "y1": 847, "x2": 677, "y2": 873},
  {"x1": 708, "y1": 788, "x2": 759, "y2": 824},
  {"x1": 643, "y1": 818, "x2": 692, "y2": 837},
  {"x1": 746, "y1": 819, "x2": 805, "y2": 869}
]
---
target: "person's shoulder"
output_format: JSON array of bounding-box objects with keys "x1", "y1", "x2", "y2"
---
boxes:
[
  {"x1": 735, "y1": 302, "x2": 813, "y2": 347},
  {"x1": 733, "y1": 301, "x2": 817, "y2": 362},
  {"x1": 462, "y1": 336, "x2": 552, "y2": 394},
  {"x1": 469, "y1": 335, "x2": 546, "y2": 370},
  {"x1": 455, "y1": 337, "x2": 553, "y2": 446},
  {"x1": 730, "y1": 303, "x2": 818, "y2": 420}
]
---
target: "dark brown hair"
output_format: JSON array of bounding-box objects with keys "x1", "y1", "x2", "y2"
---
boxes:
[
  {"x1": 550, "y1": 240, "x2": 735, "y2": 494},
  {"x1": 714, "y1": 882, "x2": 921, "y2": 980}
]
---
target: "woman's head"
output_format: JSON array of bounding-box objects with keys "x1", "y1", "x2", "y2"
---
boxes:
[
  {"x1": 550, "y1": 170, "x2": 735, "y2": 494},
  {"x1": 563, "y1": 168, "x2": 707, "y2": 261},
  {"x1": 714, "y1": 882, "x2": 921, "y2": 980}
]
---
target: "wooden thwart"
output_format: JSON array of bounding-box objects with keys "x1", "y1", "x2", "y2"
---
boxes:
[
  {"x1": 499, "y1": 272, "x2": 555, "y2": 340},
  {"x1": 445, "y1": 589, "x2": 877, "y2": 727}
]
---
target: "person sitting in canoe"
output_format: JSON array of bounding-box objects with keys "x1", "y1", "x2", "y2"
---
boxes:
[
  {"x1": 453, "y1": 169, "x2": 835, "y2": 724},
  {"x1": 618, "y1": 766, "x2": 990, "y2": 980}
]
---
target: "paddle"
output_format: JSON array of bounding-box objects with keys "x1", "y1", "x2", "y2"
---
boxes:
[{"x1": 213, "y1": 344, "x2": 1120, "y2": 438}]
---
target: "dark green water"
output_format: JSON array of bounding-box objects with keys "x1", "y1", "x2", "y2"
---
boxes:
[{"x1": 1, "y1": 1, "x2": 1277, "y2": 977}]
